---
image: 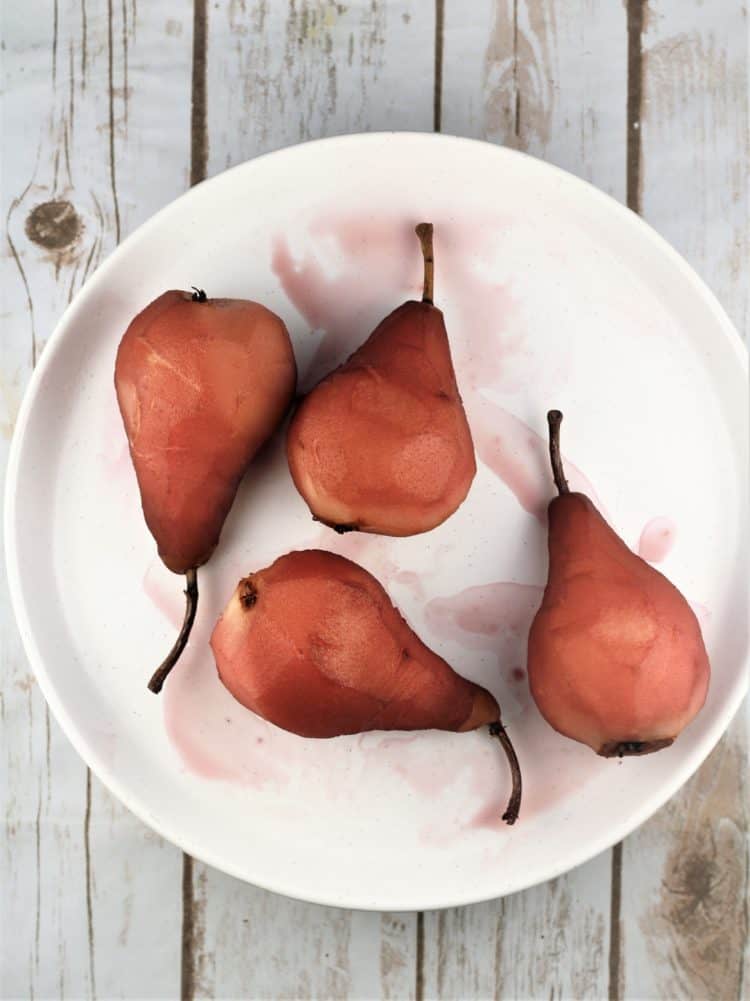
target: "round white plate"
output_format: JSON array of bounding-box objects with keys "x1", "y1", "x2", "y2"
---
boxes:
[{"x1": 6, "y1": 133, "x2": 748, "y2": 910}]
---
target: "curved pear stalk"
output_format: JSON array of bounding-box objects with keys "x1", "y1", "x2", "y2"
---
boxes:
[
  {"x1": 489, "y1": 722, "x2": 522, "y2": 824},
  {"x1": 148, "y1": 568, "x2": 199, "y2": 694}
]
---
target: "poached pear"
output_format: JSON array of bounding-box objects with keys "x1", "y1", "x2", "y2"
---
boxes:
[
  {"x1": 286, "y1": 224, "x2": 476, "y2": 536},
  {"x1": 115, "y1": 288, "x2": 297, "y2": 692},
  {"x1": 527, "y1": 410, "x2": 710, "y2": 757},
  {"x1": 212, "y1": 549, "x2": 521, "y2": 823}
]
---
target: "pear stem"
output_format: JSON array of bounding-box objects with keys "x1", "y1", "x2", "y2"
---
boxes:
[
  {"x1": 191, "y1": 287, "x2": 207, "y2": 302},
  {"x1": 415, "y1": 222, "x2": 435, "y2": 305},
  {"x1": 489, "y1": 721, "x2": 522, "y2": 825},
  {"x1": 147, "y1": 568, "x2": 199, "y2": 693},
  {"x1": 547, "y1": 409, "x2": 570, "y2": 496}
]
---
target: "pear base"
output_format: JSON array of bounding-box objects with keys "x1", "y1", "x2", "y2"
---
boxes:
[
  {"x1": 312, "y1": 516, "x2": 359, "y2": 535},
  {"x1": 598, "y1": 737, "x2": 675, "y2": 758}
]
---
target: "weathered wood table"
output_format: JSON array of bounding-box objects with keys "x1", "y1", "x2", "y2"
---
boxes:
[{"x1": 2, "y1": 2, "x2": 747, "y2": 998}]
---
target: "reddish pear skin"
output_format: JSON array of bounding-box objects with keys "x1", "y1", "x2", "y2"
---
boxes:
[
  {"x1": 286, "y1": 224, "x2": 476, "y2": 536},
  {"x1": 115, "y1": 290, "x2": 297, "y2": 574},
  {"x1": 212, "y1": 549, "x2": 497, "y2": 737},
  {"x1": 527, "y1": 412, "x2": 710, "y2": 757},
  {"x1": 212, "y1": 549, "x2": 522, "y2": 823}
]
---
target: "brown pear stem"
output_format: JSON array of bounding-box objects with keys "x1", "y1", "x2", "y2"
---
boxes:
[
  {"x1": 147, "y1": 568, "x2": 199, "y2": 693},
  {"x1": 415, "y1": 222, "x2": 435, "y2": 305},
  {"x1": 489, "y1": 721, "x2": 522, "y2": 825},
  {"x1": 191, "y1": 287, "x2": 207, "y2": 302},
  {"x1": 547, "y1": 409, "x2": 570, "y2": 496}
]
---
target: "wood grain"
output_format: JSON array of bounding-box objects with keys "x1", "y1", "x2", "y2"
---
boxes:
[
  {"x1": 186, "y1": 870, "x2": 417, "y2": 1000},
  {"x1": 204, "y1": 0, "x2": 435, "y2": 173},
  {"x1": 442, "y1": 0, "x2": 627, "y2": 197},
  {"x1": 1, "y1": 1, "x2": 192, "y2": 996},
  {"x1": 427, "y1": 3, "x2": 627, "y2": 995},
  {"x1": 618, "y1": 3, "x2": 748, "y2": 997},
  {"x1": 422, "y1": 870, "x2": 611, "y2": 1000},
  {"x1": 84, "y1": 11, "x2": 194, "y2": 994}
]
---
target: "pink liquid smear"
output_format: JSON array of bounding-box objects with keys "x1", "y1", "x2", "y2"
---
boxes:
[
  {"x1": 426, "y1": 580, "x2": 543, "y2": 648},
  {"x1": 425, "y1": 580, "x2": 543, "y2": 699},
  {"x1": 638, "y1": 516, "x2": 677, "y2": 563}
]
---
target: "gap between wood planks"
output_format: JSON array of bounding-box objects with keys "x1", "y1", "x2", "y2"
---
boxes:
[
  {"x1": 181, "y1": 1, "x2": 209, "y2": 999},
  {"x1": 609, "y1": 4, "x2": 644, "y2": 999}
]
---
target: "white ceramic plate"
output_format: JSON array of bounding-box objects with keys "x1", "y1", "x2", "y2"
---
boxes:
[{"x1": 6, "y1": 133, "x2": 748, "y2": 910}]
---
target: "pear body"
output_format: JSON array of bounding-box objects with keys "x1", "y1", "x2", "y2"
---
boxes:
[
  {"x1": 115, "y1": 290, "x2": 297, "y2": 574},
  {"x1": 287, "y1": 301, "x2": 476, "y2": 536},
  {"x1": 527, "y1": 493, "x2": 710, "y2": 755},
  {"x1": 211, "y1": 549, "x2": 498, "y2": 738}
]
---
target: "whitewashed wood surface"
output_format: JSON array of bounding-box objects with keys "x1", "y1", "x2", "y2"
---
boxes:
[{"x1": 1, "y1": 2, "x2": 747, "y2": 999}]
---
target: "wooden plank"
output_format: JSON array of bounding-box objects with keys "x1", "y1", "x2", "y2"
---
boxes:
[
  {"x1": 187, "y1": 870, "x2": 417, "y2": 1000},
  {"x1": 87, "y1": 4, "x2": 194, "y2": 993},
  {"x1": 180, "y1": 3, "x2": 435, "y2": 998},
  {"x1": 2, "y1": 6, "x2": 98, "y2": 995},
  {"x1": 637, "y1": 0, "x2": 748, "y2": 339},
  {"x1": 618, "y1": 3, "x2": 748, "y2": 998},
  {"x1": 422, "y1": 2, "x2": 628, "y2": 997},
  {"x1": 441, "y1": 0, "x2": 627, "y2": 197},
  {"x1": 1, "y1": 1, "x2": 191, "y2": 996},
  {"x1": 204, "y1": 0, "x2": 436, "y2": 172},
  {"x1": 422, "y1": 877, "x2": 611, "y2": 1001}
]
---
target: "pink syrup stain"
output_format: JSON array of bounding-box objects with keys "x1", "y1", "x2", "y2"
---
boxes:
[
  {"x1": 423, "y1": 580, "x2": 543, "y2": 726},
  {"x1": 637, "y1": 516, "x2": 677, "y2": 563},
  {"x1": 356, "y1": 732, "x2": 464, "y2": 799},
  {"x1": 425, "y1": 580, "x2": 543, "y2": 652},
  {"x1": 429, "y1": 221, "x2": 526, "y2": 394}
]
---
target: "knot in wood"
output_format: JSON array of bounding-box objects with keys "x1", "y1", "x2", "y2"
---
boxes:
[{"x1": 25, "y1": 199, "x2": 82, "y2": 251}]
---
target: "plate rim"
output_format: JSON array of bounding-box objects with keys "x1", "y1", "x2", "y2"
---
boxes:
[{"x1": 5, "y1": 131, "x2": 749, "y2": 911}]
